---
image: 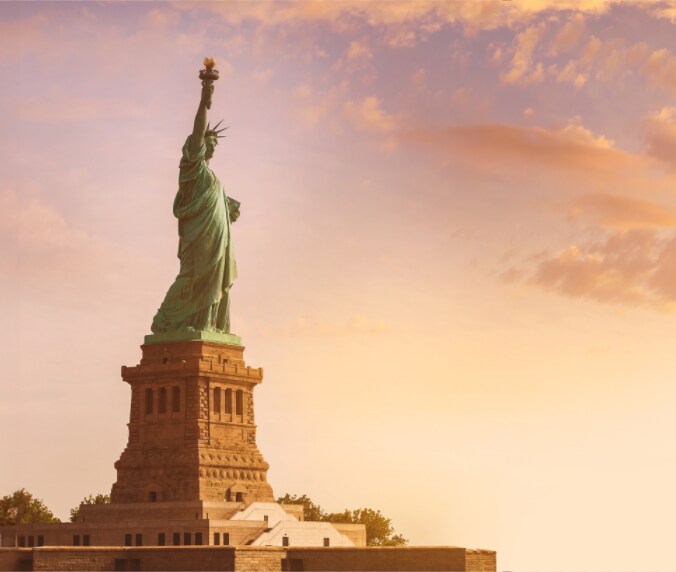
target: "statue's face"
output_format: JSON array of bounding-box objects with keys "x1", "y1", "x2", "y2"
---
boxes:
[{"x1": 205, "y1": 135, "x2": 218, "y2": 160}]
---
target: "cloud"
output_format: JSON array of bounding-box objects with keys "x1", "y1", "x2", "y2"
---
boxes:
[
  {"x1": 501, "y1": 22, "x2": 546, "y2": 85},
  {"x1": 292, "y1": 83, "x2": 338, "y2": 129},
  {"x1": 346, "y1": 39, "x2": 373, "y2": 62},
  {"x1": 521, "y1": 230, "x2": 676, "y2": 311},
  {"x1": 410, "y1": 67, "x2": 426, "y2": 89},
  {"x1": 560, "y1": 116, "x2": 614, "y2": 148},
  {"x1": 332, "y1": 38, "x2": 375, "y2": 75},
  {"x1": 647, "y1": 4, "x2": 676, "y2": 23},
  {"x1": 382, "y1": 26, "x2": 418, "y2": 48},
  {"x1": 343, "y1": 96, "x2": 396, "y2": 133},
  {"x1": 567, "y1": 192, "x2": 676, "y2": 229},
  {"x1": 644, "y1": 107, "x2": 676, "y2": 169},
  {"x1": 562, "y1": 36, "x2": 676, "y2": 96},
  {"x1": 643, "y1": 48, "x2": 676, "y2": 96},
  {"x1": 0, "y1": 189, "x2": 155, "y2": 308},
  {"x1": 399, "y1": 118, "x2": 635, "y2": 182},
  {"x1": 178, "y1": 1, "x2": 615, "y2": 32},
  {"x1": 248, "y1": 68, "x2": 274, "y2": 85},
  {"x1": 548, "y1": 13, "x2": 585, "y2": 56},
  {"x1": 556, "y1": 61, "x2": 587, "y2": 88}
]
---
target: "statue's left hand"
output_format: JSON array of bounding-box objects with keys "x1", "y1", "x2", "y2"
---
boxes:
[{"x1": 230, "y1": 208, "x2": 240, "y2": 222}]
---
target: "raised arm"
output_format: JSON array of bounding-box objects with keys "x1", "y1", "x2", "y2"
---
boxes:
[{"x1": 191, "y1": 80, "x2": 213, "y2": 152}]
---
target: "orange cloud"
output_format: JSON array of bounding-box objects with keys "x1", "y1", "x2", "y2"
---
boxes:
[
  {"x1": 644, "y1": 107, "x2": 676, "y2": 168},
  {"x1": 180, "y1": 1, "x2": 615, "y2": 31},
  {"x1": 343, "y1": 96, "x2": 396, "y2": 133},
  {"x1": 501, "y1": 22, "x2": 546, "y2": 85},
  {"x1": 548, "y1": 13, "x2": 585, "y2": 56},
  {"x1": 563, "y1": 36, "x2": 676, "y2": 96},
  {"x1": 292, "y1": 83, "x2": 338, "y2": 129},
  {"x1": 521, "y1": 230, "x2": 676, "y2": 311},
  {"x1": 567, "y1": 192, "x2": 676, "y2": 229},
  {"x1": 399, "y1": 119, "x2": 640, "y2": 184},
  {"x1": 332, "y1": 38, "x2": 375, "y2": 75},
  {"x1": 346, "y1": 39, "x2": 373, "y2": 62},
  {"x1": 643, "y1": 48, "x2": 676, "y2": 96},
  {"x1": 556, "y1": 60, "x2": 587, "y2": 88}
]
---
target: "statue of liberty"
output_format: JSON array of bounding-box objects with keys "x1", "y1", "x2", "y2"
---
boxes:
[{"x1": 151, "y1": 59, "x2": 239, "y2": 335}]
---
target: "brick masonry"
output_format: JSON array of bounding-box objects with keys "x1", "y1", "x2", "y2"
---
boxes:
[
  {"x1": 0, "y1": 546, "x2": 496, "y2": 571},
  {"x1": 112, "y1": 340, "x2": 274, "y2": 505}
]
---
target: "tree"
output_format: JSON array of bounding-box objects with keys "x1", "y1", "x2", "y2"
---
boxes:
[
  {"x1": 0, "y1": 489, "x2": 60, "y2": 525},
  {"x1": 277, "y1": 493, "x2": 407, "y2": 546},
  {"x1": 324, "y1": 508, "x2": 408, "y2": 546},
  {"x1": 69, "y1": 493, "x2": 110, "y2": 522},
  {"x1": 276, "y1": 493, "x2": 325, "y2": 521}
]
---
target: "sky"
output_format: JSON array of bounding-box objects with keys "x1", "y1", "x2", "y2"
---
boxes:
[{"x1": 1, "y1": 1, "x2": 676, "y2": 569}]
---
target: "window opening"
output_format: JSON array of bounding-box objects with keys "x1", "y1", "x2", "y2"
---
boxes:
[
  {"x1": 213, "y1": 387, "x2": 221, "y2": 413},
  {"x1": 172, "y1": 386, "x2": 180, "y2": 412},
  {"x1": 225, "y1": 388, "x2": 233, "y2": 414},
  {"x1": 236, "y1": 390, "x2": 243, "y2": 415},
  {"x1": 145, "y1": 388, "x2": 154, "y2": 414},
  {"x1": 158, "y1": 387, "x2": 167, "y2": 413}
]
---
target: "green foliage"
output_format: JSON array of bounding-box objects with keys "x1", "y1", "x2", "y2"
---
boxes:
[
  {"x1": 324, "y1": 508, "x2": 408, "y2": 546},
  {"x1": 277, "y1": 493, "x2": 408, "y2": 547},
  {"x1": 276, "y1": 493, "x2": 325, "y2": 522},
  {"x1": 0, "y1": 489, "x2": 60, "y2": 525},
  {"x1": 69, "y1": 493, "x2": 110, "y2": 523}
]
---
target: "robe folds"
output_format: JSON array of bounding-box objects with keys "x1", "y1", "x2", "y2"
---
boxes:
[{"x1": 151, "y1": 135, "x2": 237, "y2": 334}]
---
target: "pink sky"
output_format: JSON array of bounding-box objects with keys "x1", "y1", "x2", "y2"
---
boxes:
[{"x1": 2, "y1": 1, "x2": 676, "y2": 569}]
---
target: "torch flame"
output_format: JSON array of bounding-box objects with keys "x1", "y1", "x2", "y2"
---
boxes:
[{"x1": 204, "y1": 57, "x2": 217, "y2": 69}]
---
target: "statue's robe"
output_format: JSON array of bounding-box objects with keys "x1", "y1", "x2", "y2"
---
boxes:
[{"x1": 151, "y1": 135, "x2": 237, "y2": 333}]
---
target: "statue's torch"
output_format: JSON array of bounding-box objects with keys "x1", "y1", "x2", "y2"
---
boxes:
[{"x1": 199, "y1": 57, "x2": 219, "y2": 109}]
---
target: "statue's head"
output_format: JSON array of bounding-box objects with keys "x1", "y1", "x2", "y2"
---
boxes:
[
  {"x1": 205, "y1": 134, "x2": 218, "y2": 160},
  {"x1": 205, "y1": 120, "x2": 228, "y2": 160}
]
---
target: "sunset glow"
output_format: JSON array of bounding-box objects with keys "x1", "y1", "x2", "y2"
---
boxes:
[{"x1": 2, "y1": 2, "x2": 676, "y2": 569}]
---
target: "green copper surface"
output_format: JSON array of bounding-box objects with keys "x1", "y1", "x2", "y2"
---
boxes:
[
  {"x1": 144, "y1": 330, "x2": 242, "y2": 346},
  {"x1": 150, "y1": 65, "x2": 240, "y2": 337}
]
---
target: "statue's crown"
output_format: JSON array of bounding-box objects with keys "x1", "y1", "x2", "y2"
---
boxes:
[{"x1": 206, "y1": 120, "x2": 228, "y2": 139}]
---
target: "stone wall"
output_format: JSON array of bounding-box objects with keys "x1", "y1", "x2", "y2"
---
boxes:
[
  {"x1": 233, "y1": 547, "x2": 284, "y2": 571},
  {"x1": 1, "y1": 543, "x2": 497, "y2": 571},
  {"x1": 31, "y1": 547, "x2": 235, "y2": 571},
  {"x1": 465, "y1": 549, "x2": 497, "y2": 571},
  {"x1": 0, "y1": 549, "x2": 29, "y2": 571},
  {"x1": 286, "y1": 546, "x2": 473, "y2": 571}
]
